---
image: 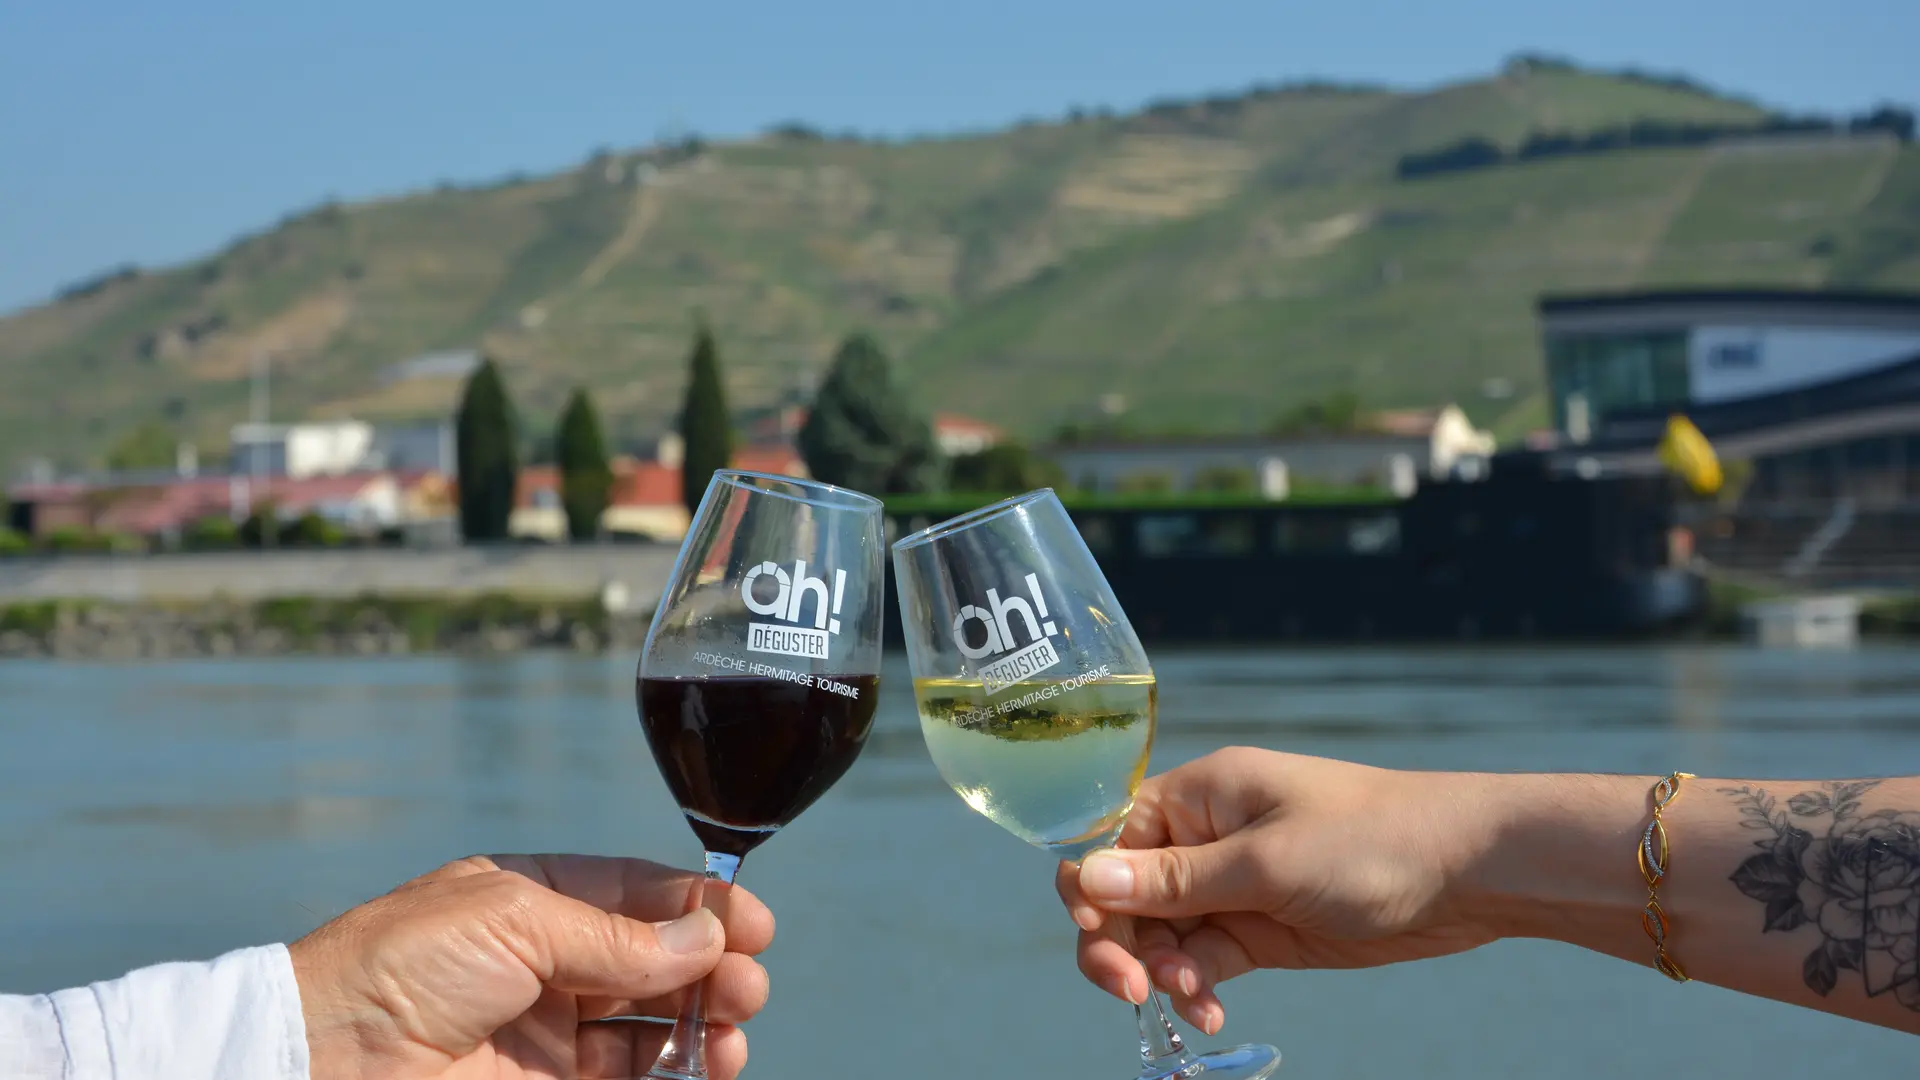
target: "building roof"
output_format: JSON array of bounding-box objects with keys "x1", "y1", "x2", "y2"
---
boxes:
[
  {"x1": 17, "y1": 472, "x2": 398, "y2": 535},
  {"x1": 1046, "y1": 431, "x2": 1430, "y2": 454},
  {"x1": 1590, "y1": 345, "x2": 1920, "y2": 452},
  {"x1": 1368, "y1": 407, "x2": 1453, "y2": 438},
  {"x1": 731, "y1": 445, "x2": 808, "y2": 478},
  {"x1": 519, "y1": 448, "x2": 808, "y2": 511},
  {"x1": 931, "y1": 413, "x2": 1005, "y2": 438},
  {"x1": 1539, "y1": 288, "x2": 1920, "y2": 315},
  {"x1": 611, "y1": 460, "x2": 679, "y2": 508}
]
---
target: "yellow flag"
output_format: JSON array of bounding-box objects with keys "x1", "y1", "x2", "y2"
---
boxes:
[{"x1": 1658, "y1": 414, "x2": 1721, "y2": 496}]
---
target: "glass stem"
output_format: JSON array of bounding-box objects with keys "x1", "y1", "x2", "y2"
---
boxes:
[
  {"x1": 1112, "y1": 912, "x2": 1197, "y2": 1075},
  {"x1": 646, "y1": 850, "x2": 740, "y2": 1080}
]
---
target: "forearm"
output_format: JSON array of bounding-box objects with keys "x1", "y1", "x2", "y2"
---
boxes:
[{"x1": 1470, "y1": 771, "x2": 1920, "y2": 1034}]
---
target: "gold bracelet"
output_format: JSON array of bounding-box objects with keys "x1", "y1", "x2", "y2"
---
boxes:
[{"x1": 1638, "y1": 771, "x2": 1694, "y2": 982}]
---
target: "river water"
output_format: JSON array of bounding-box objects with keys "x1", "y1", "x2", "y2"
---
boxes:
[{"x1": 2, "y1": 646, "x2": 1917, "y2": 1076}]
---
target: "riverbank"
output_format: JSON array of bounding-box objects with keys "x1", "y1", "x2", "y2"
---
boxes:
[
  {"x1": 1703, "y1": 577, "x2": 1920, "y2": 638},
  {"x1": 0, "y1": 594, "x2": 647, "y2": 660}
]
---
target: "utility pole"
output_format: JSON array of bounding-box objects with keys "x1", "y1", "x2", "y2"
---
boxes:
[
  {"x1": 254, "y1": 350, "x2": 273, "y2": 546},
  {"x1": 234, "y1": 350, "x2": 271, "y2": 528}
]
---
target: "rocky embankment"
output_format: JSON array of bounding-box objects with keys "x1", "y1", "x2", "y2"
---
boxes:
[{"x1": 0, "y1": 595, "x2": 649, "y2": 660}]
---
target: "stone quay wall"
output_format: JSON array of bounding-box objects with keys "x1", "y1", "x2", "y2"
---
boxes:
[
  {"x1": 0, "y1": 546, "x2": 680, "y2": 660},
  {"x1": 0, "y1": 545, "x2": 680, "y2": 605}
]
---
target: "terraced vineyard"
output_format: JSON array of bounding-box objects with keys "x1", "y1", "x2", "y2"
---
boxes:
[{"x1": 2, "y1": 61, "x2": 1914, "y2": 471}]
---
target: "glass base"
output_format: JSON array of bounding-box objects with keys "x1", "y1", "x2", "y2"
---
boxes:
[{"x1": 1137, "y1": 1043, "x2": 1281, "y2": 1080}]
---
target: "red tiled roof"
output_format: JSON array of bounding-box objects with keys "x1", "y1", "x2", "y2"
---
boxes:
[
  {"x1": 1369, "y1": 408, "x2": 1446, "y2": 438},
  {"x1": 932, "y1": 413, "x2": 1003, "y2": 437},
  {"x1": 6, "y1": 482, "x2": 92, "y2": 501},
  {"x1": 612, "y1": 461, "x2": 679, "y2": 508},
  {"x1": 95, "y1": 485, "x2": 230, "y2": 535},
  {"x1": 516, "y1": 466, "x2": 561, "y2": 507},
  {"x1": 731, "y1": 446, "x2": 807, "y2": 478},
  {"x1": 513, "y1": 448, "x2": 808, "y2": 512},
  {"x1": 15, "y1": 473, "x2": 395, "y2": 535}
]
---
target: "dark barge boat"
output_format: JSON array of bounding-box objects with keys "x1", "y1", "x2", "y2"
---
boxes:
[{"x1": 882, "y1": 449, "x2": 1705, "y2": 647}]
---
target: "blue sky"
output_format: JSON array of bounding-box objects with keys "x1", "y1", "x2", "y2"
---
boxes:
[{"x1": 2, "y1": 0, "x2": 1914, "y2": 314}]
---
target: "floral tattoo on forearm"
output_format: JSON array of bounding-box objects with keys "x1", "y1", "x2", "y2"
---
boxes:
[{"x1": 1721, "y1": 781, "x2": 1920, "y2": 1009}]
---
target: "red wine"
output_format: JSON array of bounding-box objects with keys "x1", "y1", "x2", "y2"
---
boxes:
[{"x1": 638, "y1": 673, "x2": 881, "y2": 857}]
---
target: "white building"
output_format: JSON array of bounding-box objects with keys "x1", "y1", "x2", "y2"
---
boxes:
[
  {"x1": 367, "y1": 421, "x2": 458, "y2": 475},
  {"x1": 229, "y1": 421, "x2": 374, "y2": 479},
  {"x1": 932, "y1": 414, "x2": 1005, "y2": 457}
]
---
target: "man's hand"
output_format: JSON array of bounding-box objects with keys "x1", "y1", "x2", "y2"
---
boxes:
[{"x1": 291, "y1": 854, "x2": 774, "y2": 1080}]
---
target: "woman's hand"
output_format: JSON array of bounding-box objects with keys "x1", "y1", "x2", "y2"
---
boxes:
[
  {"x1": 291, "y1": 854, "x2": 774, "y2": 1080},
  {"x1": 1056, "y1": 748, "x2": 1500, "y2": 1033}
]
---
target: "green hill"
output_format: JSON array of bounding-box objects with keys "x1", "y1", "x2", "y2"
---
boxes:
[{"x1": 2, "y1": 60, "x2": 1913, "y2": 472}]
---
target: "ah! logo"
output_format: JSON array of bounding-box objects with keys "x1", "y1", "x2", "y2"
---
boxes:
[
  {"x1": 742, "y1": 560, "x2": 846, "y2": 660},
  {"x1": 951, "y1": 573, "x2": 1064, "y2": 694}
]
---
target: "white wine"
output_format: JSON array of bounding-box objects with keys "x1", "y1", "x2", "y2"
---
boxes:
[{"x1": 915, "y1": 674, "x2": 1156, "y2": 859}]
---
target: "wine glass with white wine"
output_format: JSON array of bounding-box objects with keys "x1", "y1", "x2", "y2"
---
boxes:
[{"x1": 891, "y1": 489, "x2": 1281, "y2": 1080}]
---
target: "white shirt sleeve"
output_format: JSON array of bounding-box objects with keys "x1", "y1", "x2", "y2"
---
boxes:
[{"x1": 0, "y1": 943, "x2": 309, "y2": 1080}]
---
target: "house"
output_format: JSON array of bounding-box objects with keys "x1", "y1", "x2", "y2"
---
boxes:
[
  {"x1": 1043, "y1": 404, "x2": 1495, "y2": 498},
  {"x1": 603, "y1": 460, "x2": 687, "y2": 542},
  {"x1": 1367, "y1": 405, "x2": 1498, "y2": 476},
  {"x1": 509, "y1": 445, "x2": 811, "y2": 543},
  {"x1": 510, "y1": 466, "x2": 569, "y2": 541},
  {"x1": 730, "y1": 444, "x2": 808, "y2": 479},
  {"x1": 931, "y1": 414, "x2": 1005, "y2": 457},
  {"x1": 5, "y1": 482, "x2": 98, "y2": 537},
  {"x1": 7, "y1": 472, "x2": 408, "y2": 541},
  {"x1": 742, "y1": 406, "x2": 1002, "y2": 458},
  {"x1": 230, "y1": 420, "x2": 375, "y2": 479},
  {"x1": 367, "y1": 421, "x2": 458, "y2": 475}
]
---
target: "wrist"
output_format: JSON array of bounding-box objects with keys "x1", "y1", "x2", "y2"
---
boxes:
[
  {"x1": 288, "y1": 937, "x2": 386, "y2": 1080},
  {"x1": 1458, "y1": 771, "x2": 1652, "y2": 958}
]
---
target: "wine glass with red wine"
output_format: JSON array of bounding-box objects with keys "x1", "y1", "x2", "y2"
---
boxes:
[{"x1": 635, "y1": 469, "x2": 885, "y2": 1080}]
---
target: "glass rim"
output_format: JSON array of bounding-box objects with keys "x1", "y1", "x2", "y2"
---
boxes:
[
  {"x1": 890, "y1": 488, "x2": 1057, "y2": 552},
  {"x1": 711, "y1": 469, "x2": 882, "y2": 511}
]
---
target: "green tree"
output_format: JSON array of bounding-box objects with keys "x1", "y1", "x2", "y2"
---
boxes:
[
  {"x1": 183, "y1": 515, "x2": 240, "y2": 550},
  {"x1": 555, "y1": 387, "x2": 613, "y2": 541},
  {"x1": 798, "y1": 333, "x2": 942, "y2": 495},
  {"x1": 456, "y1": 357, "x2": 520, "y2": 542},
  {"x1": 677, "y1": 324, "x2": 733, "y2": 513},
  {"x1": 287, "y1": 511, "x2": 345, "y2": 547},
  {"x1": 949, "y1": 441, "x2": 1065, "y2": 493},
  {"x1": 239, "y1": 504, "x2": 283, "y2": 548},
  {"x1": 1192, "y1": 465, "x2": 1258, "y2": 493},
  {"x1": 106, "y1": 421, "x2": 181, "y2": 471}
]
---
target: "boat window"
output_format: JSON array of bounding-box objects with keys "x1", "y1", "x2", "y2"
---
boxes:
[
  {"x1": 1077, "y1": 514, "x2": 1116, "y2": 556},
  {"x1": 1203, "y1": 515, "x2": 1256, "y2": 556},
  {"x1": 1136, "y1": 514, "x2": 1198, "y2": 557},
  {"x1": 1273, "y1": 515, "x2": 1350, "y2": 554},
  {"x1": 1347, "y1": 514, "x2": 1401, "y2": 555}
]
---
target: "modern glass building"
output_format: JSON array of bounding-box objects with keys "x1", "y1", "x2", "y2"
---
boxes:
[
  {"x1": 1539, "y1": 290, "x2": 1920, "y2": 443},
  {"x1": 1533, "y1": 287, "x2": 1920, "y2": 530}
]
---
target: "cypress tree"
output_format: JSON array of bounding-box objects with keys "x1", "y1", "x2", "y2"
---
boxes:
[
  {"x1": 555, "y1": 386, "x2": 613, "y2": 542},
  {"x1": 677, "y1": 323, "x2": 733, "y2": 512},
  {"x1": 798, "y1": 332, "x2": 942, "y2": 495},
  {"x1": 455, "y1": 356, "x2": 520, "y2": 542}
]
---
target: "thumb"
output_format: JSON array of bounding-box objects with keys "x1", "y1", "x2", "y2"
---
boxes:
[
  {"x1": 509, "y1": 889, "x2": 726, "y2": 999},
  {"x1": 1078, "y1": 839, "x2": 1267, "y2": 919}
]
